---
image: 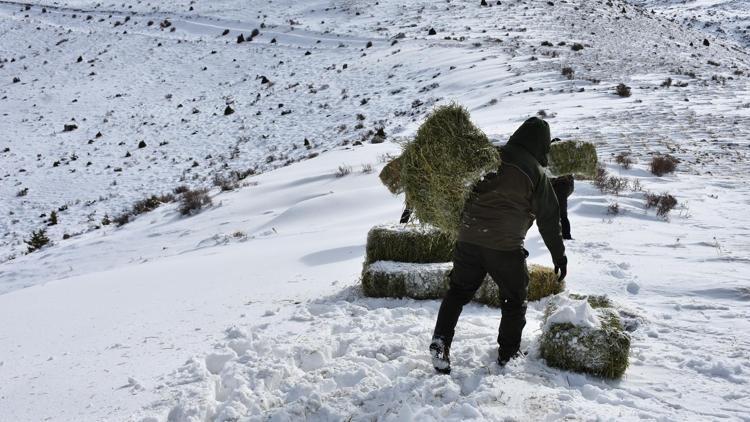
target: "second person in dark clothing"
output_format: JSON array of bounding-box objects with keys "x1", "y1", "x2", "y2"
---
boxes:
[
  {"x1": 551, "y1": 174, "x2": 574, "y2": 240},
  {"x1": 430, "y1": 117, "x2": 567, "y2": 374}
]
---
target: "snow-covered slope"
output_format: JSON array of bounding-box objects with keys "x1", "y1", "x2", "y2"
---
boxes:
[{"x1": 1, "y1": 0, "x2": 750, "y2": 421}]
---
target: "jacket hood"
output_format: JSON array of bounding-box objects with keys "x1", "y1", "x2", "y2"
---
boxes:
[{"x1": 506, "y1": 117, "x2": 552, "y2": 167}]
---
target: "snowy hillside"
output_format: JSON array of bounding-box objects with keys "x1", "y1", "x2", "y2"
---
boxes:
[
  {"x1": 634, "y1": 0, "x2": 750, "y2": 48},
  {"x1": 1, "y1": 0, "x2": 750, "y2": 421}
]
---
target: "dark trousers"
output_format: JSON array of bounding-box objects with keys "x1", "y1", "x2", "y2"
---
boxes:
[
  {"x1": 433, "y1": 241, "x2": 529, "y2": 355},
  {"x1": 559, "y1": 196, "x2": 571, "y2": 238}
]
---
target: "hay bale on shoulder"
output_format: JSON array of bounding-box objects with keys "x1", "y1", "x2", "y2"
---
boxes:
[
  {"x1": 549, "y1": 140, "x2": 598, "y2": 178},
  {"x1": 362, "y1": 261, "x2": 451, "y2": 299},
  {"x1": 540, "y1": 294, "x2": 630, "y2": 379},
  {"x1": 365, "y1": 224, "x2": 454, "y2": 264},
  {"x1": 400, "y1": 104, "x2": 500, "y2": 236},
  {"x1": 362, "y1": 261, "x2": 562, "y2": 304}
]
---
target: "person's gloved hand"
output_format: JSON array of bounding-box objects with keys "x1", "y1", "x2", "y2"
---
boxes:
[{"x1": 554, "y1": 255, "x2": 568, "y2": 283}]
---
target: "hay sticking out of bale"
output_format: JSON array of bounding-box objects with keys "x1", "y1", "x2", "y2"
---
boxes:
[
  {"x1": 540, "y1": 294, "x2": 630, "y2": 379},
  {"x1": 400, "y1": 104, "x2": 501, "y2": 235},
  {"x1": 365, "y1": 224, "x2": 454, "y2": 264},
  {"x1": 548, "y1": 140, "x2": 598, "y2": 178},
  {"x1": 361, "y1": 261, "x2": 561, "y2": 304},
  {"x1": 379, "y1": 156, "x2": 404, "y2": 194}
]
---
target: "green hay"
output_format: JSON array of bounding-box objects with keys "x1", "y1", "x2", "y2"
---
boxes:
[
  {"x1": 568, "y1": 293, "x2": 612, "y2": 308},
  {"x1": 400, "y1": 104, "x2": 501, "y2": 236},
  {"x1": 362, "y1": 261, "x2": 561, "y2": 304},
  {"x1": 379, "y1": 157, "x2": 404, "y2": 194},
  {"x1": 540, "y1": 295, "x2": 630, "y2": 379},
  {"x1": 361, "y1": 261, "x2": 451, "y2": 299},
  {"x1": 548, "y1": 140, "x2": 598, "y2": 178},
  {"x1": 474, "y1": 264, "x2": 564, "y2": 306},
  {"x1": 365, "y1": 224, "x2": 454, "y2": 264}
]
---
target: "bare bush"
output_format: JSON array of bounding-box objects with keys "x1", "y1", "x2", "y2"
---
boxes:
[
  {"x1": 593, "y1": 166, "x2": 629, "y2": 195},
  {"x1": 614, "y1": 152, "x2": 634, "y2": 169},
  {"x1": 605, "y1": 176, "x2": 629, "y2": 195},
  {"x1": 645, "y1": 192, "x2": 678, "y2": 217},
  {"x1": 179, "y1": 188, "x2": 212, "y2": 216},
  {"x1": 615, "y1": 83, "x2": 631, "y2": 97},
  {"x1": 593, "y1": 166, "x2": 609, "y2": 191},
  {"x1": 361, "y1": 163, "x2": 374, "y2": 174},
  {"x1": 649, "y1": 154, "x2": 679, "y2": 176},
  {"x1": 173, "y1": 185, "x2": 190, "y2": 194},
  {"x1": 335, "y1": 164, "x2": 353, "y2": 178},
  {"x1": 213, "y1": 173, "x2": 240, "y2": 191}
]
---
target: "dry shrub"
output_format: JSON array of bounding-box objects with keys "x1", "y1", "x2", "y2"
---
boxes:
[
  {"x1": 335, "y1": 164, "x2": 353, "y2": 178},
  {"x1": 614, "y1": 152, "x2": 634, "y2": 169},
  {"x1": 616, "y1": 83, "x2": 631, "y2": 97},
  {"x1": 649, "y1": 154, "x2": 679, "y2": 176},
  {"x1": 213, "y1": 173, "x2": 240, "y2": 191},
  {"x1": 593, "y1": 166, "x2": 629, "y2": 195},
  {"x1": 179, "y1": 188, "x2": 212, "y2": 216},
  {"x1": 645, "y1": 192, "x2": 677, "y2": 217}
]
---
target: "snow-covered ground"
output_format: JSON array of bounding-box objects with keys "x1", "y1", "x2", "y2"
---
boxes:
[{"x1": 1, "y1": 0, "x2": 750, "y2": 420}]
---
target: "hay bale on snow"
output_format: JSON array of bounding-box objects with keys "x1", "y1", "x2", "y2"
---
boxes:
[
  {"x1": 548, "y1": 140, "x2": 598, "y2": 179},
  {"x1": 361, "y1": 261, "x2": 562, "y2": 304},
  {"x1": 400, "y1": 104, "x2": 500, "y2": 235},
  {"x1": 365, "y1": 224, "x2": 454, "y2": 264},
  {"x1": 362, "y1": 261, "x2": 451, "y2": 299},
  {"x1": 474, "y1": 264, "x2": 563, "y2": 306},
  {"x1": 540, "y1": 294, "x2": 630, "y2": 379}
]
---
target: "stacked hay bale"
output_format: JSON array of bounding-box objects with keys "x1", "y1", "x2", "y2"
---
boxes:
[
  {"x1": 361, "y1": 224, "x2": 453, "y2": 299},
  {"x1": 548, "y1": 140, "x2": 598, "y2": 179},
  {"x1": 540, "y1": 294, "x2": 630, "y2": 379},
  {"x1": 361, "y1": 225, "x2": 563, "y2": 304},
  {"x1": 364, "y1": 224, "x2": 453, "y2": 264}
]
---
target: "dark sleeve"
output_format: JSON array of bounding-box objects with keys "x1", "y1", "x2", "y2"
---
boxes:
[{"x1": 532, "y1": 173, "x2": 566, "y2": 262}]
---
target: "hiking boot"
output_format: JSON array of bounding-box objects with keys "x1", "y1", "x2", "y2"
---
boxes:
[
  {"x1": 429, "y1": 336, "x2": 451, "y2": 374},
  {"x1": 497, "y1": 348, "x2": 527, "y2": 367}
]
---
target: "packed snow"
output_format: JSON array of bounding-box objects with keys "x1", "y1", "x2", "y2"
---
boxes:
[
  {"x1": 543, "y1": 296, "x2": 601, "y2": 330},
  {"x1": 1, "y1": 0, "x2": 750, "y2": 421}
]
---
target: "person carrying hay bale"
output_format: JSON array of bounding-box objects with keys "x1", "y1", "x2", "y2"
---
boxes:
[{"x1": 430, "y1": 116, "x2": 568, "y2": 375}]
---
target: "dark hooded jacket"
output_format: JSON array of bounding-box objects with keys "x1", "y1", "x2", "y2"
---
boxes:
[{"x1": 457, "y1": 117, "x2": 566, "y2": 263}]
